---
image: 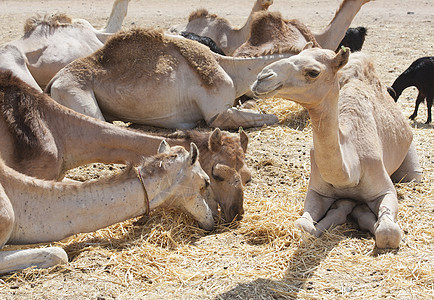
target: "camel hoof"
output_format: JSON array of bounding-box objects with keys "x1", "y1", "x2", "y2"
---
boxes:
[
  {"x1": 375, "y1": 217, "x2": 402, "y2": 248},
  {"x1": 294, "y1": 216, "x2": 319, "y2": 236}
]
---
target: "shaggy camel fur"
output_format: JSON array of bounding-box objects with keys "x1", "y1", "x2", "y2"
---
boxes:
[
  {"x1": 46, "y1": 28, "x2": 295, "y2": 129},
  {"x1": 233, "y1": 0, "x2": 371, "y2": 57},
  {"x1": 0, "y1": 71, "x2": 250, "y2": 222},
  {"x1": 252, "y1": 48, "x2": 422, "y2": 248},
  {"x1": 0, "y1": 0, "x2": 130, "y2": 89},
  {"x1": 0, "y1": 141, "x2": 214, "y2": 274},
  {"x1": 169, "y1": 0, "x2": 274, "y2": 55}
]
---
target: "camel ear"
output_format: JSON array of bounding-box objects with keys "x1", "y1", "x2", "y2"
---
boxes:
[
  {"x1": 239, "y1": 130, "x2": 248, "y2": 153},
  {"x1": 332, "y1": 47, "x2": 350, "y2": 71},
  {"x1": 209, "y1": 128, "x2": 222, "y2": 152},
  {"x1": 158, "y1": 140, "x2": 170, "y2": 154},
  {"x1": 302, "y1": 42, "x2": 313, "y2": 50},
  {"x1": 189, "y1": 142, "x2": 199, "y2": 165}
]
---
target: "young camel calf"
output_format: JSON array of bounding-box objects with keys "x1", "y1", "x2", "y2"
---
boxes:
[
  {"x1": 252, "y1": 48, "x2": 422, "y2": 248},
  {"x1": 0, "y1": 141, "x2": 213, "y2": 274},
  {"x1": 0, "y1": 71, "x2": 250, "y2": 223}
]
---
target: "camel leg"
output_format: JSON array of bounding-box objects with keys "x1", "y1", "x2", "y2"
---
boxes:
[
  {"x1": 367, "y1": 191, "x2": 401, "y2": 249},
  {"x1": 350, "y1": 204, "x2": 377, "y2": 234},
  {"x1": 50, "y1": 79, "x2": 106, "y2": 121},
  {"x1": 209, "y1": 107, "x2": 278, "y2": 129},
  {"x1": 313, "y1": 199, "x2": 357, "y2": 236},
  {"x1": 0, "y1": 248, "x2": 68, "y2": 274},
  {"x1": 294, "y1": 189, "x2": 335, "y2": 237},
  {"x1": 0, "y1": 185, "x2": 65, "y2": 274},
  {"x1": 391, "y1": 141, "x2": 422, "y2": 183}
]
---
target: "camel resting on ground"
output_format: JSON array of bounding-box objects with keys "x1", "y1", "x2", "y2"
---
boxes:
[
  {"x1": 0, "y1": 0, "x2": 130, "y2": 89},
  {"x1": 169, "y1": 0, "x2": 274, "y2": 55},
  {"x1": 252, "y1": 48, "x2": 422, "y2": 248},
  {"x1": 233, "y1": 0, "x2": 371, "y2": 57},
  {"x1": 0, "y1": 70, "x2": 250, "y2": 222},
  {"x1": 0, "y1": 140, "x2": 214, "y2": 274},
  {"x1": 46, "y1": 28, "x2": 298, "y2": 130}
]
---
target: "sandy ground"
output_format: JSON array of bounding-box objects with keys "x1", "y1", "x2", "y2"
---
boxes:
[{"x1": 0, "y1": 0, "x2": 433, "y2": 299}]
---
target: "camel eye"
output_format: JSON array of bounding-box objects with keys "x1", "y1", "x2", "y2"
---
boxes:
[{"x1": 306, "y1": 69, "x2": 320, "y2": 78}]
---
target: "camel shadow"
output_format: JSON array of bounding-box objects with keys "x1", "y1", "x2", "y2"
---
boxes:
[{"x1": 216, "y1": 226, "x2": 395, "y2": 299}]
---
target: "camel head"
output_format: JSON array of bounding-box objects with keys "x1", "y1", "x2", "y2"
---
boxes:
[
  {"x1": 252, "y1": 47, "x2": 350, "y2": 107},
  {"x1": 139, "y1": 141, "x2": 214, "y2": 231},
  {"x1": 207, "y1": 128, "x2": 251, "y2": 223}
]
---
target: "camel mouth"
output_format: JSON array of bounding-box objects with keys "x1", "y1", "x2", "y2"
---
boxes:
[{"x1": 252, "y1": 83, "x2": 282, "y2": 98}]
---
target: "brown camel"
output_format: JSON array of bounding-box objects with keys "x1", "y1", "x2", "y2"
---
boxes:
[
  {"x1": 46, "y1": 28, "x2": 299, "y2": 129},
  {"x1": 233, "y1": 0, "x2": 372, "y2": 57},
  {"x1": 0, "y1": 70, "x2": 250, "y2": 222},
  {"x1": 169, "y1": 0, "x2": 274, "y2": 55},
  {"x1": 252, "y1": 48, "x2": 422, "y2": 248}
]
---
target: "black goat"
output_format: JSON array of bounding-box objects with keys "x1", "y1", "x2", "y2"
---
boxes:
[
  {"x1": 180, "y1": 31, "x2": 226, "y2": 56},
  {"x1": 388, "y1": 56, "x2": 434, "y2": 124},
  {"x1": 337, "y1": 26, "x2": 367, "y2": 52}
]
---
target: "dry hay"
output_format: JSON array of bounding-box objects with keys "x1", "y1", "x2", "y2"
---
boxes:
[
  {"x1": 0, "y1": 0, "x2": 433, "y2": 299},
  {"x1": 1, "y1": 93, "x2": 432, "y2": 299}
]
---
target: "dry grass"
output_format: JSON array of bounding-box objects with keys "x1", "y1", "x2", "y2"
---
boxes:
[{"x1": 0, "y1": 0, "x2": 433, "y2": 299}]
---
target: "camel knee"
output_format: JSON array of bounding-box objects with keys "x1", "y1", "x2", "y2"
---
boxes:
[
  {"x1": 374, "y1": 213, "x2": 402, "y2": 249},
  {"x1": 0, "y1": 197, "x2": 15, "y2": 248}
]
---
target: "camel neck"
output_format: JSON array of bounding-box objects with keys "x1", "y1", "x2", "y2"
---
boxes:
[
  {"x1": 100, "y1": 0, "x2": 129, "y2": 34},
  {"x1": 315, "y1": 0, "x2": 367, "y2": 50},
  {"x1": 219, "y1": 54, "x2": 292, "y2": 98},
  {"x1": 307, "y1": 88, "x2": 354, "y2": 186},
  {"x1": 3, "y1": 166, "x2": 148, "y2": 245}
]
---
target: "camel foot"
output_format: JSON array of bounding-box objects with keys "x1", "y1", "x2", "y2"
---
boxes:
[
  {"x1": 374, "y1": 214, "x2": 401, "y2": 249},
  {"x1": 294, "y1": 214, "x2": 321, "y2": 237}
]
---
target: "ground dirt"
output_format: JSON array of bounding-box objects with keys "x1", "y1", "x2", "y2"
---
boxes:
[{"x1": 0, "y1": 0, "x2": 433, "y2": 299}]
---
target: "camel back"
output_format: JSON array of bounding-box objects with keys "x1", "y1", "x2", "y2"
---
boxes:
[
  {"x1": 235, "y1": 11, "x2": 320, "y2": 57},
  {"x1": 23, "y1": 13, "x2": 73, "y2": 34},
  {"x1": 0, "y1": 71, "x2": 49, "y2": 162},
  {"x1": 338, "y1": 53, "x2": 412, "y2": 144},
  {"x1": 188, "y1": 9, "x2": 229, "y2": 25},
  {"x1": 89, "y1": 28, "x2": 221, "y2": 86}
]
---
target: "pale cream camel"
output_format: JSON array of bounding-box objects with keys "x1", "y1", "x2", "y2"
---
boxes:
[
  {"x1": 46, "y1": 28, "x2": 299, "y2": 130},
  {"x1": 0, "y1": 70, "x2": 250, "y2": 222},
  {"x1": 233, "y1": 0, "x2": 371, "y2": 57},
  {"x1": 169, "y1": 0, "x2": 274, "y2": 55},
  {"x1": 252, "y1": 48, "x2": 422, "y2": 248},
  {"x1": 0, "y1": 0, "x2": 130, "y2": 89},
  {"x1": 0, "y1": 140, "x2": 214, "y2": 274}
]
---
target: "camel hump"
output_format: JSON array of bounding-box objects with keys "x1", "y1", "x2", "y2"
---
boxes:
[
  {"x1": 100, "y1": 28, "x2": 221, "y2": 86},
  {"x1": 188, "y1": 9, "x2": 217, "y2": 22},
  {"x1": 0, "y1": 71, "x2": 48, "y2": 162},
  {"x1": 23, "y1": 13, "x2": 73, "y2": 34}
]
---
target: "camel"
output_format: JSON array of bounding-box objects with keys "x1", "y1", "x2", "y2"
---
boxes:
[
  {"x1": 0, "y1": 0, "x2": 130, "y2": 89},
  {"x1": 0, "y1": 70, "x2": 250, "y2": 222},
  {"x1": 169, "y1": 0, "x2": 274, "y2": 55},
  {"x1": 45, "y1": 28, "x2": 298, "y2": 130},
  {"x1": 0, "y1": 140, "x2": 215, "y2": 274},
  {"x1": 251, "y1": 47, "x2": 422, "y2": 248},
  {"x1": 233, "y1": 0, "x2": 371, "y2": 57}
]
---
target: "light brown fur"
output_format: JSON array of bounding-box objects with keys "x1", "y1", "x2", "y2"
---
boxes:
[
  {"x1": 252, "y1": 49, "x2": 422, "y2": 248},
  {"x1": 234, "y1": 11, "x2": 319, "y2": 57},
  {"x1": 23, "y1": 13, "x2": 74, "y2": 34},
  {"x1": 0, "y1": 70, "x2": 250, "y2": 221}
]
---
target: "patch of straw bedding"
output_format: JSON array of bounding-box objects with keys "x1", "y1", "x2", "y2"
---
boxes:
[{"x1": 1, "y1": 95, "x2": 432, "y2": 299}]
